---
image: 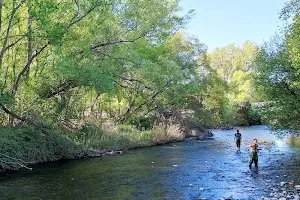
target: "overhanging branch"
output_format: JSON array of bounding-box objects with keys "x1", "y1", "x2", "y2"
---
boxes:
[
  {"x1": 91, "y1": 35, "x2": 144, "y2": 50},
  {"x1": 0, "y1": 103, "x2": 52, "y2": 134}
]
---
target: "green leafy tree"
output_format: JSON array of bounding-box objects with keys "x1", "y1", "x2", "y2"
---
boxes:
[
  {"x1": 0, "y1": 0, "x2": 189, "y2": 129},
  {"x1": 254, "y1": 22, "x2": 300, "y2": 129},
  {"x1": 205, "y1": 42, "x2": 258, "y2": 127}
]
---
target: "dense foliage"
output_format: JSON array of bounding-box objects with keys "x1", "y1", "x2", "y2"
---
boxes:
[
  {"x1": 1, "y1": 0, "x2": 300, "y2": 172},
  {"x1": 200, "y1": 41, "x2": 259, "y2": 127},
  {"x1": 0, "y1": 0, "x2": 204, "y2": 129},
  {"x1": 253, "y1": 0, "x2": 300, "y2": 130},
  {"x1": 0, "y1": 0, "x2": 207, "y2": 171}
]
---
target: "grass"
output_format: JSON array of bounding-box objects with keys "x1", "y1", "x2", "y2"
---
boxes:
[
  {"x1": 64, "y1": 123, "x2": 184, "y2": 150},
  {"x1": 0, "y1": 126, "x2": 78, "y2": 172},
  {"x1": 0, "y1": 123, "x2": 185, "y2": 173},
  {"x1": 287, "y1": 135, "x2": 300, "y2": 147}
]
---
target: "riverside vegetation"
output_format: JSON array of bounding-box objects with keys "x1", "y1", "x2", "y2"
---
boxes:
[{"x1": 0, "y1": 0, "x2": 300, "y2": 175}]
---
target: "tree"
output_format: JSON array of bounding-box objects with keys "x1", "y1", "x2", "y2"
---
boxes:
[
  {"x1": 0, "y1": 0, "x2": 189, "y2": 129},
  {"x1": 205, "y1": 42, "x2": 259, "y2": 127},
  {"x1": 104, "y1": 31, "x2": 207, "y2": 127},
  {"x1": 253, "y1": 6, "x2": 300, "y2": 129}
]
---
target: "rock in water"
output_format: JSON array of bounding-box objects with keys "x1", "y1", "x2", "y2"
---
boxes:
[
  {"x1": 295, "y1": 185, "x2": 300, "y2": 190},
  {"x1": 190, "y1": 129, "x2": 201, "y2": 137},
  {"x1": 280, "y1": 182, "x2": 286, "y2": 187},
  {"x1": 293, "y1": 194, "x2": 300, "y2": 200}
]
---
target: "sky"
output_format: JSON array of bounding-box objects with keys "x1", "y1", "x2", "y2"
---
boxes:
[{"x1": 179, "y1": 0, "x2": 288, "y2": 51}]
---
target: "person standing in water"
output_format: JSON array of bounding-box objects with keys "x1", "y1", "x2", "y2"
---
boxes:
[
  {"x1": 249, "y1": 139, "x2": 259, "y2": 171},
  {"x1": 234, "y1": 130, "x2": 242, "y2": 152}
]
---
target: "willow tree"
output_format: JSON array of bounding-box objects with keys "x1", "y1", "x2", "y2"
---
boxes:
[
  {"x1": 0, "y1": 0, "x2": 188, "y2": 128},
  {"x1": 91, "y1": 30, "x2": 207, "y2": 128},
  {"x1": 253, "y1": 0, "x2": 300, "y2": 130},
  {"x1": 205, "y1": 42, "x2": 258, "y2": 126}
]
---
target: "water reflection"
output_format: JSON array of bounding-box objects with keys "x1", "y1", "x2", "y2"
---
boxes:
[{"x1": 0, "y1": 125, "x2": 300, "y2": 200}]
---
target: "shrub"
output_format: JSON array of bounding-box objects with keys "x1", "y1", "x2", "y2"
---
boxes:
[
  {"x1": 116, "y1": 124, "x2": 137, "y2": 133},
  {"x1": 0, "y1": 126, "x2": 77, "y2": 171},
  {"x1": 152, "y1": 123, "x2": 184, "y2": 144}
]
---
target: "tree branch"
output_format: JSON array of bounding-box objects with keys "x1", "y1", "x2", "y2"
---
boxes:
[
  {"x1": 91, "y1": 35, "x2": 144, "y2": 50},
  {"x1": 67, "y1": 1, "x2": 99, "y2": 29},
  {"x1": 0, "y1": 158, "x2": 33, "y2": 170},
  {"x1": 68, "y1": 0, "x2": 80, "y2": 27},
  {"x1": 0, "y1": 0, "x2": 2, "y2": 30},
  {"x1": 12, "y1": 42, "x2": 49, "y2": 94},
  {"x1": 120, "y1": 81, "x2": 170, "y2": 123},
  {"x1": 0, "y1": 61, "x2": 9, "y2": 94},
  {"x1": 0, "y1": 1, "x2": 24, "y2": 69},
  {"x1": 0, "y1": 103, "x2": 27, "y2": 121},
  {"x1": 0, "y1": 152, "x2": 34, "y2": 164},
  {"x1": 42, "y1": 80, "x2": 79, "y2": 98},
  {"x1": 4, "y1": 35, "x2": 25, "y2": 51},
  {"x1": 118, "y1": 76, "x2": 153, "y2": 90},
  {"x1": 0, "y1": 103, "x2": 52, "y2": 135}
]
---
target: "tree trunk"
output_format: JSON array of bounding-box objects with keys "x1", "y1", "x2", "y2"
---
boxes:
[
  {"x1": 0, "y1": 0, "x2": 2, "y2": 30},
  {"x1": 26, "y1": 2, "x2": 33, "y2": 79}
]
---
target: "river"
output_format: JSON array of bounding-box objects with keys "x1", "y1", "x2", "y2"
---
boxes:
[{"x1": 1, "y1": 125, "x2": 300, "y2": 200}]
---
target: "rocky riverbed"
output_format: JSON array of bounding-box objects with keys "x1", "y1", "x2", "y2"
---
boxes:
[{"x1": 0, "y1": 126, "x2": 300, "y2": 200}]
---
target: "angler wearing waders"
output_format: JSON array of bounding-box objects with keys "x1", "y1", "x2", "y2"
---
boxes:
[
  {"x1": 249, "y1": 139, "x2": 259, "y2": 171},
  {"x1": 234, "y1": 130, "x2": 242, "y2": 152}
]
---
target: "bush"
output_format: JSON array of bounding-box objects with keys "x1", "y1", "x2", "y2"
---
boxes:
[
  {"x1": 0, "y1": 121, "x2": 186, "y2": 173},
  {"x1": 116, "y1": 124, "x2": 137, "y2": 133},
  {"x1": 248, "y1": 107, "x2": 262, "y2": 125},
  {"x1": 127, "y1": 115, "x2": 156, "y2": 130},
  {"x1": 287, "y1": 135, "x2": 300, "y2": 147},
  {"x1": 152, "y1": 123, "x2": 184, "y2": 144},
  {"x1": 0, "y1": 126, "x2": 77, "y2": 171}
]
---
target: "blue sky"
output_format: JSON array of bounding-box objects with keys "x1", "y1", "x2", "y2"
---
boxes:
[{"x1": 179, "y1": 0, "x2": 288, "y2": 51}]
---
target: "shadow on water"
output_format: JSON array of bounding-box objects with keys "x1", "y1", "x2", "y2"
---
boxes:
[{"x1": 1, "y1": 125, "x2": 300, "y2": 200}]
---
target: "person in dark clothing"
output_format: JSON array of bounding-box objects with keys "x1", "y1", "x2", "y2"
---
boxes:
[
  {"x1": 249, "y1": 139, "x2": 259, "y2": 171},
  {"x1": 234, "y1": 130, "x2": 242, "y2": 152}
]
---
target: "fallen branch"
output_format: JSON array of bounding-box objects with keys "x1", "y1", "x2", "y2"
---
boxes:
[
  {"x1": 0, "y1": 158, "x2": 33, "y2": 171},
  {"x1": 0, "y1": 152, "x2": 34, "y2": 164}
]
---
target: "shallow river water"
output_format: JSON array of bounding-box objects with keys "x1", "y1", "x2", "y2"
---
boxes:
[{"x1": 1, "y1": 125, "x2": 300, "y2": 200}]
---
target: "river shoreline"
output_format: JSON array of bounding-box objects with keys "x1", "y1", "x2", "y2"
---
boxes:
[
  {"x1": 0, "y1": 124, "x2": 212, "y2": 176},
  {"x1": 0, "y1": 138, "x2": 182, "y2": 176},
  {"x1": 1, "y1": 126, "x2": 300, "y2": 199},
  {"x1": 0, "y1": 139, "x2": 193, "y2": 176}
]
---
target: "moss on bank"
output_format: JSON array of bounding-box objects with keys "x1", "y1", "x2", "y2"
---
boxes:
[{"x1": 0, "y1": 123, "x2": 185, "y2": 174}]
